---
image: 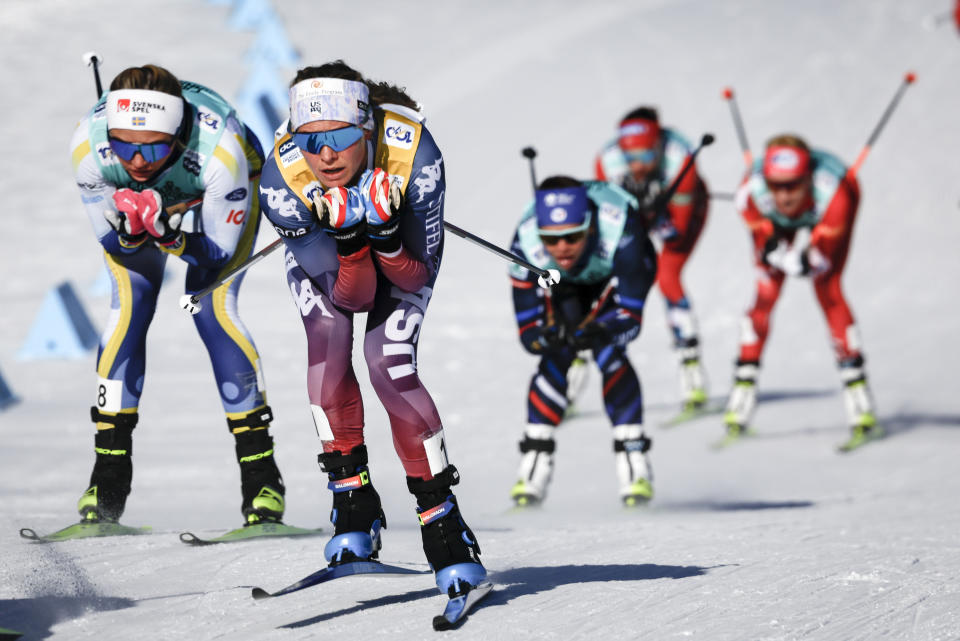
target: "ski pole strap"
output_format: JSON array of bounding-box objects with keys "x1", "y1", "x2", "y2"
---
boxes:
[
  {"x1": 418, "y1": 498, "x2": 456, "y2": 526},
  {"x1": 613, "y1": 435, "x2": 652, "y2": 453},
  {"x1": 90, "y1": 406, "x2": 139, "y2": 429},
  {"x1": 226, "y1": 405, "x2": 274, "y2": 431},
  {"x1": 328, "y1": 470, "x2": 371, "y2": 493}
]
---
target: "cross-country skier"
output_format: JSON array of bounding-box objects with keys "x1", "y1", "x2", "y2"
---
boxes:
[
  {"x1": 595, "y1": 106, "x2": 710, "y2": 415},
  {"x1": 258, "y1": 60, "x2": 486, "y2": 598},
  {"x1": 722, "y1": 134, "x2": 880, "y2": 450},
  {"x1": 508, "y1": 176, "x2": 658, "y2": 507},
  {"x1": 69, "y1": 64, "x2": 285, "y2": 524}
]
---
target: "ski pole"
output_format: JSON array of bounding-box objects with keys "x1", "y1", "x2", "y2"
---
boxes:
[
  {"x1": 180, "y1": 238, "x2": 284, "y2": 314},
  {"x1": 649, "y1": 133, "x2": 715, "y2": 215},
  {"x1": 847, "y1": 71, "x2": 916, "y2": 179},
  {"x1": 722, "y1": 87, "x2": 753, "y2": 168},
  {"x1": 710, "y1": 191, "x2": 735, "y2": 201},
  {"x1": 82, "y1": 51, "x2": 104, "y2": 99},
  {"x1": 181, "y1": 218, "x2": 562, "y2": 314},
  {"x1": 521, "y1": 147, "x2": 539, "y2": 192},
  {"x1": 443, "y1": 221, "x2": 560, "y2": 288}
]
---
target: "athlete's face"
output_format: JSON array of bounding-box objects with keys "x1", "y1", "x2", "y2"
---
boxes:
[
  {"x1": 766, "y1": 174, "x2": 813, "y2": 218},
  {"x1": 621, "y1": 145, "x2": 659, "y2": 184},
  {"x1": 540, "y1": 225, "x2": 590, "y2": 271},
  {"x1": 297, "y1": 120, "x2": 370, "y2": 189},
  {"x1": 109, "y1": 129, "x2": 176, "y2": 183}
]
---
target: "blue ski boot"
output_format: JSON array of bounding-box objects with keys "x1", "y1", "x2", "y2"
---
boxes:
[
  {"x1": 319, "y1": 445, "x2": 386, "y2": 566},
  {"x1": 408, "y1": 466, "x2": 486, "y2": 597}
]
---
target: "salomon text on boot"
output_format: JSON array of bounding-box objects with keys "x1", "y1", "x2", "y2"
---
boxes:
[
  {"x1": 319, "y1": 445, "x2": 386, "y2": 566},
  {"x1": 408, "y1": 466, "x2": 486, "y2": 598}
]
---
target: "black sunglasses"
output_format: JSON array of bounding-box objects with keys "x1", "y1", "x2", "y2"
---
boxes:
[{"x1": 540, "y1": 231, "x2": 587, "y2": 246}]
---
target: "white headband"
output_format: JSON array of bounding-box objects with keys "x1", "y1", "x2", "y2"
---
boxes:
[
  {"x1": 106, "y1": 89, "x2": 184, "y2": 135},
  {"x1": 289, "y1": 77, "x2": 373, "y2": 131}
]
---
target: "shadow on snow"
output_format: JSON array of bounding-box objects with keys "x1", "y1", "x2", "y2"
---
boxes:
[
  {"x1": 280, "y1": 562, "x2": 713, "y2": 629},
  {"x1": 0, "y1": 595, "x2": 134, "y2": 641}
]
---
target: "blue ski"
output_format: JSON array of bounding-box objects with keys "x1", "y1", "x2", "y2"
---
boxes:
[
  {"x1": 251, "y1": 560, "x2": 429, "y2": 599},
  {"x1": 433, "y1": 582, "x2": 494, "y2": 630}
]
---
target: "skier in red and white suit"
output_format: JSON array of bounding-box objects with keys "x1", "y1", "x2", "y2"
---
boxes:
[
  {"x1": 595, "y1": 106, "x2": 710, "y2": 413},
  {"x1": 722, "y1": 134, "x2": 880, "y2": 449}
]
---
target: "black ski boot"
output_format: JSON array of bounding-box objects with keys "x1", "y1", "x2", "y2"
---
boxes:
[
  {"x1": 77, "y1": 408, "x2": 137, "y2": 523},
  {"x1": 318, "y1": 445, "x2": 386, "y2": 565},
  {"x1": 230, "y1": 406, "x2": 285, "y2": 525},
  {"x1": 408, "y1": 466, "x2": 486, "y2": 596}
]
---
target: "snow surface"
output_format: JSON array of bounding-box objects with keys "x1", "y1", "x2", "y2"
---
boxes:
[{"x1": 2, "y1": 0, "x2": 960, "y2": 639}]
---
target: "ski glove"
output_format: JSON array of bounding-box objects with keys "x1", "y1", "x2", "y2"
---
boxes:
[
  {"x1": 536, "y1": 323, "x2": 570, "y2": 354},
  {"x1": 568, "y1": 322, "x2": 610, "y2": 351},
  {"x1": 762, "y1": 238, "x2": 811, "y2": 277},
  {"x1": 105, "y1": 188, "x2": 149, "y2": 249},
  {"x1": 313, "y1": 186, "x2": 368, "y2": 256},
  {"x1": 138, "y1": 189, "x2": 184, "y2": 251},
  {"x1": 358, "y1": 168, "x2": 403, "y2": 253}
]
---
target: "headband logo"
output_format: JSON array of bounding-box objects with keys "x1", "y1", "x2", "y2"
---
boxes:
[
  {"x1": 770, "y1": 149, "x2": 800, "y2": 169},
  {"x1": 550, "y1": 208, "x2": 568, "y2": 223},
  {"x1": 311, "y1": 80, "x2": 323, "y2": 89},
  {"x1": 117, "y1": 99, "x2": 130, "y2": 112},
  {"x1": 543, "y1": 192, "x2": 576, "y2": 207},
  {"x1": 309, "y1": 101, "x2": 323, "y2": 114}
]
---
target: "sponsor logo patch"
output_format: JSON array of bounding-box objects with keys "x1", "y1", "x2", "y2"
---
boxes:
[
  {"x1": 413, "y1": 158, "x2": 442, "y2": 203},
  {"x1": 383, "y1": 118, "x2": 415, "y2": 150},
  {"x1": 197, "y1": 107, "x2": 221, "y2": 133},
  {"x1": 95, "y1": 142, "x2": 118, "y2": 165},
  {"x1": 273, "y1": 224, "x2": 308, "y2": 238},
  {"x1": 226, "y1": 187, "x2": 248, "y2": 202}
]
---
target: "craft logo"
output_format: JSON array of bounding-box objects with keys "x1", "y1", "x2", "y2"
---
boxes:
[
  {"x1": 132, "y1": 116, "x2": 146, "y2": 127},
  {"x1": 383, "y1": 118, "x2": 414, "y2": 150},
  {"x1": 117, "y1": 99, "x2": 131, "y2": 112}
]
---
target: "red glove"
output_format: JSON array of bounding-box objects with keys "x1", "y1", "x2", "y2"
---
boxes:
[
  {"x1": 105, "y1": 188, "x2": 149, "y2": 248},
  {"x1": 138, "y1": 189, "x2": 183, "y2": 248}
]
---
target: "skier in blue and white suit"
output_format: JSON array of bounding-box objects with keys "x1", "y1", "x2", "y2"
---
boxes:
[
  {"x1": 69, "y1": 64, "x2": 285, "y2": 526},
  {"x1": 508, "y1": 176, "x2": 659, "y2": 507}
]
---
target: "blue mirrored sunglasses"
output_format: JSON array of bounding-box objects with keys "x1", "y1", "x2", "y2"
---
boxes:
[
  {"x1": 292, "y1": 126, "x2": 364, "y2": 153},
  {"x1": 108, "y1": 137, "x2": 175, "y2": 163},
  {"x1": 623, "y1": 148, "x2": 657, "y2": 164}
]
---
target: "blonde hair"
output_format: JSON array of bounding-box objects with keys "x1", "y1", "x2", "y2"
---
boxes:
[{"x1": 765, "y1": 133, "x2": 809, "y2": 151}]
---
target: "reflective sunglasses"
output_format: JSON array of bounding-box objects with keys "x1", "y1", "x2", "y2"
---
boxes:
[
  {"x1": 108, "y1": 137, "x2": 176, "y2": 163},
  {"x1": 292, "y1": 126, "x2": 364, "y2": 153},
  {"x1": 765, "y1": 177, "x2": 806, "y2": 192},
  {"x1": 622, "y1": 148, "x2": 657, "y2": 164},
  {"x1": 540, "y1": 231, "x2": 587, "y2": 246}
]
